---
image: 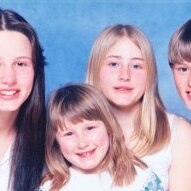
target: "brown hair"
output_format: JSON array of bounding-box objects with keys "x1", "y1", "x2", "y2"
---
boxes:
[{"x1": 42, "y1": 83, "x2": 146, "y2": 190}]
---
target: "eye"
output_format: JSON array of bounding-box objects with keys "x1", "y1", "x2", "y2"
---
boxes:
[
  {"x1": 131, "y1": 63, "x2": 143, "y2": 69},
  {"x1": 16, "y1": 61, "x2": 27, "y2": 67},
  {"x1": 86, "y1": 126, "x2": 96, "y2": 131},
  {"x1": 108, "y1": 62, "x2": 119, "y2": 67},
  {"x1": 63, "y1": 131, "x2": 74, "y2": 136},
  {"x1": 179, "y1": 67, "x2": 188, "y2": 72},
  {"x1": 174, "y1": 65, "x2": 189, "y2": 73}
]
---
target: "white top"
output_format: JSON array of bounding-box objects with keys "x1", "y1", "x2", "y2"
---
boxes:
[
  {"x1": 0, "y1": 144, "x2": 12, "y2": 191},
  {"x1": 142, "y1": 113, "x2": 176, "y2": 191},
  {"x1": 38, "y1": 167, "x2": 163, "y2": 191}
]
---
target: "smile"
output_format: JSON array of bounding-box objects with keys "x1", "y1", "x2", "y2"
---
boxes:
[
  {"x1": 186, "y1": 91, "x2": 191, "y2": 99},
  {"x1": 76, "y1": 149, "x2": 96, "y2": 158},
  {"x1": 0, "y1": 90, "x2": 18, "y2": 96}
]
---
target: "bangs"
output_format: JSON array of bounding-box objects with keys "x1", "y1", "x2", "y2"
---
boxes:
[
  {"x1": 50, "y1": 89, "x2": 105, "y2": 132},
  {"x1": 169, "y1": 23, "x2": 191, "y2": 65},
  {"x1": 170, "y1": 41, "x2": 191, "y2": 65}
]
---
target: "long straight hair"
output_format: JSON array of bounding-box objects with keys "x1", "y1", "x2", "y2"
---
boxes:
[
  {"x1": 86, "y1": 24, "x2": 170, "y2": 157},
  {"x1": 0, "y1": 9, "x2": 46, "y2": 191}
]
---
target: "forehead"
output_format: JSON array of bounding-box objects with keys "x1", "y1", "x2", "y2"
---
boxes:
[
  {"x1": 0, "y1": 31, "x2": 32, "y2": 58},
  {"x1": 105, "y1": 37, "x2": 142, "y2": 58}
]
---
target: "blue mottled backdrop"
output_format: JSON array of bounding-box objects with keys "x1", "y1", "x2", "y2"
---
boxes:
[{"x1": 1, "y1": 0, "x2": 191, "y2": 119}]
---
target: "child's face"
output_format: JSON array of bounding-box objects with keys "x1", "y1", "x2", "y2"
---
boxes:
[
  {"x1": 172, "y1": 61, "x2": 191, "y2": 109},
  {"x1": 56, "y1": 119, "x2": 109, "y2": 173},
  {"x1": 99, "y1": 37, "x2": 146, "y2": 109}
]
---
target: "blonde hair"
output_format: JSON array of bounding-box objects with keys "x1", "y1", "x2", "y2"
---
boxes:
[
  {"x1": 42, "y1": 83, "x2": 146, "y2": 190},
  {"x1": 86, "y1": 24, "x2": 170, "y2": 157},
  {"x1": 169, "y1": 19, "x2": 191, "y2": 67}
]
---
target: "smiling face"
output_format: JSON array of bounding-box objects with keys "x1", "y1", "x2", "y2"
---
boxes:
[
  {"x1": 99, "y1": 37, "x2": 146, "y2": 110},
  {"x1": 56, "y1": 119, "x2": 109, "y2": 173},
  {"x1": 172, "y1": 61, "x2": 191, "y2": 109},
  {"x1": 0, "y1": 31, "x2": 34, "y2": 113}
]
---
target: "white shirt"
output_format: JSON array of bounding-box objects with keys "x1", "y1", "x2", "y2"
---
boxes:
[
  {"x1": 39, "y1": 167, "x2": 163, "y2": 191},
  {"x1": 142, "y1": 113, "x2": 176, "y2": 191},
  {"x1": 0, "y1": 145, "x2": 12, "y2": 191}
]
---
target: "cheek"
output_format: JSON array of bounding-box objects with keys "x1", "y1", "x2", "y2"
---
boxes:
[
  {"x1": 58, "y1": 140, "x2": 76, "y2": 156},
  {"x1": 174, "y1": 74, "x2": 185, "y2": 87},
  {"x1": 95, "y1": 130, "x2": 109, "y2": 148},
  {"x1": 19, "y1": 68, "x2": 34, "y2": 87}
]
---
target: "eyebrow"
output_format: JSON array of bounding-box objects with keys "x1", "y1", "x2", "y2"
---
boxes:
[
  {"x1": 15, "y1": 56, "x2": 32, "y2": 60},
  {"x1": 106, "y1": 55, "x2": 144, "y2": 61},
  {"x1": 0, "y1": 56, "x2": 32, "y2": 61}
]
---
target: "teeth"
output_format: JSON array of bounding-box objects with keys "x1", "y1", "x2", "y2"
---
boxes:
[
  {"x1": 78, "y1": 150, "x2": 95, "y2": 157},
  {"x1": 0, "y1": 90, "x2": 17, "y2": 96}
]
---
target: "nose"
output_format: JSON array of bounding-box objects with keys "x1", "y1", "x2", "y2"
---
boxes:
[
  {"x1": 77, "y1": 135, "x2": 89, "y2": 149},
  {"x1": 119, "y1": 65, "x2": 131, "y2": 81},
  {"x1": 0, "y1": 65, "x2": 17, "y2": 86}
]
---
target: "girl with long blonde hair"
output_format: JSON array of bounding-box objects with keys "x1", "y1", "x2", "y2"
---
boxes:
[{"x1": 86, "y1": 24, "x2": 191, "y2": 191}]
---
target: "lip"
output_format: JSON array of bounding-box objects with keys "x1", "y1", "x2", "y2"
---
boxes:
[
  {"x1": 0, "y1": 89, "x2": 20, "y2": 100},
  {"x1": 76, "y1": 148, "x2": 96, "y2": 158},
  {"x1": 114, "y1": 86, "x2": 133, "y2": 92}
]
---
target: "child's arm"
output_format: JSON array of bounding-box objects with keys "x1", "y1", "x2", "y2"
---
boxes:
[{"x1": 169, "y1": 116, "x2": 191, "y2": 191}]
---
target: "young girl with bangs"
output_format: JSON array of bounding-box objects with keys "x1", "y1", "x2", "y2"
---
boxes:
[
  {"x1": 86, "y1": 24, "x2": 191, "y2": 191},
  {"x1": 39, "y1": 83, "x2": 163, "y2": 191}
]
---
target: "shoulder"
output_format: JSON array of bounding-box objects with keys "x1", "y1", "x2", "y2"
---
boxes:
[
  {"x1": 172, "y1": 115, "x2": 191, "y2": 141},
  {"x1": 166, "y1": 112, "x2": 191, "y2": 135},
  {"x1": 168, "y1": 115, "x2": 191, "y2": 190}
]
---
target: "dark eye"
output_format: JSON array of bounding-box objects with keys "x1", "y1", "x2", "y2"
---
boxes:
[
  {"x1": 64, "y1": 132, "x2": 73, "y2": 136},
  {"x1": 108, "y1": 62, "x2": 119, "y2": 67},
  {"x1": 16, "y1": 61, "x2": 27, "y2": 67},
  {"x1": 87, "y1": 126, "x2": 96, "y2": 130},
  {"x1": 180, "y1": 67, "x2": 188, "y2": 72}
]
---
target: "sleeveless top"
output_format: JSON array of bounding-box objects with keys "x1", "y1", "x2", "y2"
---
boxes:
[
  {"x1": 142, "y1": 113, "x2": 176, "y2": 191},
  {"x1": 38, "y1": 167, "x2": 164, "y2": 191}
]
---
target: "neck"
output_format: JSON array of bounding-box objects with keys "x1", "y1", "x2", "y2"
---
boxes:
[{"x1": 110, "y1": 102, "x2": 141, "y2": 146}]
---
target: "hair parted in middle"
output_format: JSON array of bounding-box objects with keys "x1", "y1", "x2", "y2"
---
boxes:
[
  {"x1": 43, "y1": 83, "x2": 146, "y2": 190},
  {"x1": 86, "y1": 24, "x2": 170, "y2": 157}
]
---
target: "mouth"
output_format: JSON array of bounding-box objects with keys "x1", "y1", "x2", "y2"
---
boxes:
[
  {"x1": 76, "y1": 148, "x2": 96, "y2": 158},
  {"x1": 186, "y1": 91, "x2": 191, "y2": 99},
  {"x1": 114, "y1": 86, "x2": 133, "y2": 92},
  {"x1": 0, "y1": 90, "x2": 19, "y2": 99}
]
